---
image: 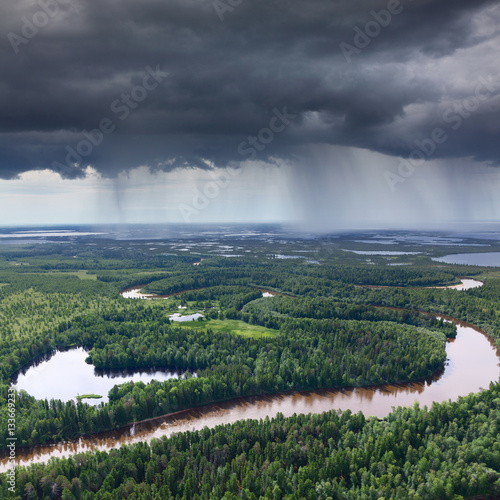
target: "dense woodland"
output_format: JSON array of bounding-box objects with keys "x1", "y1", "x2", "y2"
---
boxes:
[
  {"x1": 0, "y1": 288, "x2": 447, "y2": 447},
  {"x1": 0, "y1": 233, "x2": 499, "y2": 498},
  {"x1": 2, "y1": 383, "x2": 500, "y2": 499}
]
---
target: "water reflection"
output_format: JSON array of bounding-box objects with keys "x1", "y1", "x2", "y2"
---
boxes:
[
  {"x1": 1, "y1": 318, "x2": 498, "y2": 472},
  {"x1": 12, "y1": 348, "x2": 185, "y2": 405}
]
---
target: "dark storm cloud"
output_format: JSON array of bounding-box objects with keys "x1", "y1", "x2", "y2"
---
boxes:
[{"x1": 0, "y1": 0, "x2": 499, "y2": 178}]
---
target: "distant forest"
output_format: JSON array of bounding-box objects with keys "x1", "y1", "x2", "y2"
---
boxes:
[{"x1": 0, "y1": 235, "x2": 499, "y2": 498}]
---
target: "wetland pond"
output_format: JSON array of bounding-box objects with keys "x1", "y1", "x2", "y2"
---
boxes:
[{"x1": 11, "y1": 347, "x2": 187, "y2": 405}]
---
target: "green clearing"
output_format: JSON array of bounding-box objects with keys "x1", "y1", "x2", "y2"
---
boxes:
[
  {"x1": 76, "y1": 394, "x2": 103, "y2": 400},
  {"x1": 175, "y1": 317, "x2": 279, "y2": 338}
]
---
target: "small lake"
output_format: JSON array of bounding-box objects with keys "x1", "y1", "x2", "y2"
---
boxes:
[
  {"x1": 433, "y1": 252, "x2": 500, "y2": 267},
  {"x1": 121, "y1": 288, "x2": 155, "y2": 299},
  {"x1": 11, "y1": 348, "x2": 186, "y2": 405},
  {"x1": 430, "y1": 279, "x2": 483, "y2": 290},
  {"x1": 169, "y1": 312, "x2": 204, "y2": 322},
  {"x1": 343, "y1": 250, "x2": 422, "y2": 256}
]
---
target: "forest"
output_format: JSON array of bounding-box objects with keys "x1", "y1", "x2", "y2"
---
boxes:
[
  {"x1": 2, "y1": 383, "x2": 500, "y2": 499},
  {"x1": 0, "y1": 285, "x2": 447, "y2": 447},
  {"x1": 0, "y1": 231, "x2": 499, "y2": 498}
]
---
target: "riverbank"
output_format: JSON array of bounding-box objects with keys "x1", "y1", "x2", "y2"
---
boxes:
[{"x1": 1, "y1": 311, "x2": 498, "y2": 473}]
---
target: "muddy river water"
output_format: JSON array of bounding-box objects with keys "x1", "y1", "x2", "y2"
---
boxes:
[{"x1": 1, "y1": 312, "x2": 499, "y2": 473}]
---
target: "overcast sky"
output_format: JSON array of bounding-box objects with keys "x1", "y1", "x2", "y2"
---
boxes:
[{"x1": 1, "y1": 0, "x2": 499, "y2": 227}]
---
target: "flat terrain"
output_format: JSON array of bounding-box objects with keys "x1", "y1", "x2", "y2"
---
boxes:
[
  {"x1": 1, "y1": 225, "x2": 500, "y2": 498},
  {"x1": 175, "y1": 317, "x2": 279, "y2": 338}
]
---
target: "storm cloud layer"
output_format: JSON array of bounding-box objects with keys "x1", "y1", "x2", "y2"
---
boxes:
[{"x1": 1, "y1": 0, "x2": 499, "y2": 179}]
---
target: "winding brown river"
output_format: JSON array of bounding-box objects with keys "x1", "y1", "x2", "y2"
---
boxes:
[{"x1": 1, "y1": 314, "x2": 499, "y2": 473}]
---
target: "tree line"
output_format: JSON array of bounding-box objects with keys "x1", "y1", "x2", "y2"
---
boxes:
[
  {"x1": 0, "y1": 314, "x2": 446, "y2": 447},
  {"x1": 2, "y1": 381, "x2": 500, "y2": 499}
]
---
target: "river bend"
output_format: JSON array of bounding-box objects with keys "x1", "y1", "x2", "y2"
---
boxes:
[{"x1": 1, "y1": 315, "x2": 498, "y2": 473}]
